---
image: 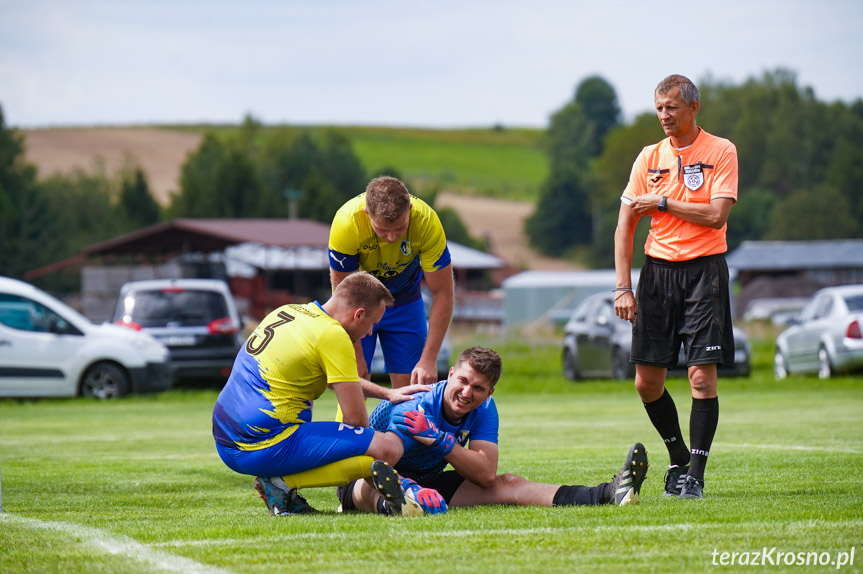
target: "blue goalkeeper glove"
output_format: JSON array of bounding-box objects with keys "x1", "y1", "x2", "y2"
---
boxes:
[{"x1": 393, "y1": 408, "x2": 455, "y2": 456}]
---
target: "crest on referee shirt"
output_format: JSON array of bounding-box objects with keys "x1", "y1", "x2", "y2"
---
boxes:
[
  {"x1": 682, "y1": 163, "x2": 704, "y2": 191},
  {"x1": 400, "y1": 239, "x2": 412, "y2": 256}
]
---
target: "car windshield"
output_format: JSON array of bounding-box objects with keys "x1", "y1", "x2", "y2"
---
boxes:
[
  {"x1": 844, "y1": 294, "x2": 863, "y2": 312},
  {"x1": 120, "y1": 289, "x2": 229, "y2": 327}
]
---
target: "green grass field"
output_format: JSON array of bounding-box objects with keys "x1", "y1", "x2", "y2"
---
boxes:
[{"x1": 1, "y1": 338, "x2": 861, "y2": 573}]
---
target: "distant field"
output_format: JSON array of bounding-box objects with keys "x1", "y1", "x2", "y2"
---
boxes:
[
  {"x1": 1, "y1": 337, "x2": 861, "y2": 573},
  {"x1": 167, "y1": 124, "x2": 549, "y2": 200}
]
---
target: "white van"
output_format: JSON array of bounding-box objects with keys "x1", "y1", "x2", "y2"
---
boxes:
[{"x1": 0, "y1": 276, "x2": 172, "y2": 398}]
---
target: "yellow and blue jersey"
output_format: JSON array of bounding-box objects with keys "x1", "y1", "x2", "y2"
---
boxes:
[
  {"x1": 328, "y1": 194, "x2": 451, "y2": 306},
  {"x1": 212, "y1": 302, "x2": 358, "y2": 451},
  {"x1": 369, "y1": 381, "x2": 499, "y2": 483}
]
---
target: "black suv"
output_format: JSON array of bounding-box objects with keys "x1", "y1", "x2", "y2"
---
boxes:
[{"x1": 113, "y1": 279, "x2": 244, "y2": 384}]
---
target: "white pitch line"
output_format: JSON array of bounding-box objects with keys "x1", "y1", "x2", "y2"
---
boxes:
[
  {"x1": 152, "y1": 519, "x2": 863, "y2": 549},
  {"x1": 722, "y1": 443, "x2": 863, "y2": 454},
  {"x1": 1, "y1": 514, "x2": 232, "y2": 574}
]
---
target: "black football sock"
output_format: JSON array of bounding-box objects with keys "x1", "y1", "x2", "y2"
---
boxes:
[
  {"x1": 643, "y1": 388, "x2": 690, "y2": 467},
  {"x1": 553, "y1": 484, "x2": 610, "y2": 506},
  {"x1": 688, "y1": 396, "x2": 719, "y2": 481},
  {"x1": 336, "y1": 480, "x2": 359, "y2": 512},
  {"x1": 376, "y1": 497, "x2": 394, "y2": 515}
]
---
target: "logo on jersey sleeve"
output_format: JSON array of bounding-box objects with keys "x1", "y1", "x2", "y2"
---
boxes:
[
  {"x1": 457, "y1": 430, "x2": 470, "y2": 445},
  {"x1": 400, "y1": 239, "x2": 412, "y2": 256},
  {"x1": 683, "y1": 164, "x2": 705, "y2": 191}
]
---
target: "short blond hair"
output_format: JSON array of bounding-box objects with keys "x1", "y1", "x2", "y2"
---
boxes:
[
  {"x1": 455, "y1": 346, "x2": 502, "y2": 387},
  {"x1": 365, "y1": 176, "x2": 411, "y2": 223},
  {"x1": 333, "y1": 271, "x2": 394, "y2": 311}
]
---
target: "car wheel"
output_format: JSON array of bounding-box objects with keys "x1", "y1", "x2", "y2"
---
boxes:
[
  {"x1": 80, "y1": 362, "x2": 130, "y2": 399},
  {"x1": 563, "y1": 348, "x2": 580, "y2": 381},
  {"x1": 817, "y1": 347, "x2": 833, "y2": 379},
  {"x1": 773, "y1": 349, "x2": 788, "y2": 380},
  {"x1": 612, "y1": 348, "x2": 633, "y2": 380}
]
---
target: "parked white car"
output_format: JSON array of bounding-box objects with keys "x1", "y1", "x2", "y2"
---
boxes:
[
  {"x1": 0, "y1": 276, "x2": 172, "y2": 398},
  {"x1": 774, "y1": 284, "x2": 863, "y2": 379}
]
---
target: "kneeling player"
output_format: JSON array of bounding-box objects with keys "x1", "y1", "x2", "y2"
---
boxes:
[
  {"x1": 212, "y1": 272, "x2": 431, "y2": 516},
  {"x1": 338, "y1": 346, "x2": 649, "y2": 513}
]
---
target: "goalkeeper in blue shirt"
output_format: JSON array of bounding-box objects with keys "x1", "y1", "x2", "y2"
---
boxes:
[{"x1": 337, "y1": 346, "x2": 649, "y2": 514}]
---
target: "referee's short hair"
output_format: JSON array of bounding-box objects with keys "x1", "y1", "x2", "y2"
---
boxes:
[{"x1": 656, "y1": 74, "x2": 699, "y2": 106}]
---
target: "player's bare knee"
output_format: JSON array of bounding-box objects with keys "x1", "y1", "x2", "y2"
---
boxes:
[
  {"x1": 492, "y1": 473, "x2": 525, "y2": 491},
  {"x1": 688, "y1": 366, "x2": 717, "y2": 397},
  {"x1": 367, "y1": 431, "x2": 404, "y2": 465}
]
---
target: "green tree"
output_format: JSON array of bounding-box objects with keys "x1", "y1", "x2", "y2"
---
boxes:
[
  {"x1": 0, "y1": 105, "x2": 46, "y2": 279},
  {"x1": 574, "y1": 75, "x2": 622, "y2": 156},
  {"x1": 527, "y1": 76, "x2": 621, "y2": 257},
  {"x1": 256, "y1": 129, "x2": 364, "y2": 221},
  {"x1": 765, "y1": 186, "x2": 857, "y2": 240},
  {"x1": 170, "y1": 133, "x2": 264, "y2": 218},
  {"x1": 118, "y1": 165, "x2": 161, "y2": 228}
]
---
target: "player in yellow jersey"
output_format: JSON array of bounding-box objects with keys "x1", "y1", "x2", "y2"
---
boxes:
[
  {"x1": 213, "y1": 272, "x2": 431, "y2": 516},
  {"x1": 329, "y1": 176, "x2": 454, "y2": 388}
]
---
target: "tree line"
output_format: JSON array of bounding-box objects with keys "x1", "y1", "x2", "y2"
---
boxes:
[
  {"x1": 2, "y1": 68, "x2": 861, "y2": 290},
  {"x1": 0, "y1": 111, "x2": 482, "y2": 291},
  {"x1": 528, "y1": 69, "x2": 863, "y2": 267}
]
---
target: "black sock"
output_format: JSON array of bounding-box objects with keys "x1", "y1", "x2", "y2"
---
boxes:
[
  {"x1": 644, "y1": 389, "x2": 689, "y2": 467},
  {"x1": 337, "y1": 480, "x2": 358, "y2": 512},
  {"x1": 553, "y1": 484, "x2": 610, "y2": 506},
  {"x1": 376, "y1": 497, "x2": 393, "y2": 515},
  {"x1": 688, "y1": 396, "x2": 719, "y2": 481}
]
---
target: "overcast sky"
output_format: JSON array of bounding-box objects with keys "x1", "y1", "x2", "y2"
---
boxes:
[{"x1": 2, "y1": 0, "x2": 862, "y2": 129}]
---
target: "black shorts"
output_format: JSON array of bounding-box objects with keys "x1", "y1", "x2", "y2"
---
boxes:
[
  {"x1": 418, "y1": 470, "x2": 466, "y2": 505},
  {"x1": 632, "y1": 253, "x2": 735, "y2": 369}
]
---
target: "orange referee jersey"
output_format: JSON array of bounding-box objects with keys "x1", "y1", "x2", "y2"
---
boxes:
[{"x1": 621, "y1": 128, "x2": 738, "y2": 262}]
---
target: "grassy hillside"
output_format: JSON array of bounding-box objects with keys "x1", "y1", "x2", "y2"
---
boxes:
[{"x1": 165, "y1": 124, "x2": 548, "y2": 200}]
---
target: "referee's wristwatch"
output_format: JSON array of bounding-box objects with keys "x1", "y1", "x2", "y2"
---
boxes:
[{"x1": 658, "y1": 196, "x2": 668, "y2": 212}]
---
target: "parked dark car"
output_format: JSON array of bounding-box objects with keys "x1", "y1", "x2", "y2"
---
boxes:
[
  {"x1": 774, "y1": 284, "x2": 863, "y2": 379},
  {"x1": 113, "y1": 279, "x2": 244, "y2": 384},
  {"x1": 562, "y1": 291, "x2": 751, "y2": 381}
]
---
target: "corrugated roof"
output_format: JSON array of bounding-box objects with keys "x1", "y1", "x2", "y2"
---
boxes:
[
  {"x1": 726, "y1": 240, "x2": 863, "y2": 271},
  {"x1": 502, "y1": 269, "x2": 640, "y2": 288},
  {"x1": 447, "y1": 242, "x2": 504, "y2": 269}
]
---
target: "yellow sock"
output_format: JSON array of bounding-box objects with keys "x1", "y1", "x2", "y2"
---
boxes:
[{"x1": 281, "y1": 456, "x2": 374, "y2": 490}]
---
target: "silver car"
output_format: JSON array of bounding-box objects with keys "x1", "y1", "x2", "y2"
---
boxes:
[
  {"x1": 562, "y1": 291, "x2": 751, "y2": 381},
  {"x1": 113, "y1": 279, "x2": 244, "y2": 383},
  {"x1": 774, "y1": 284, "x2": 863, "y2": 379}
]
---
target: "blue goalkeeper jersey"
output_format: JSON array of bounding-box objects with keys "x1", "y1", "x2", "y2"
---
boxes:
[{"x1": 369, "y1": 380, "x2": 499, "y2": 482}]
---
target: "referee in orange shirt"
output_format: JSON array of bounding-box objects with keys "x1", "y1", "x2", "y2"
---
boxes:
[{"x1": 613, "y1": 74, "x2": 738, "y2": 500}]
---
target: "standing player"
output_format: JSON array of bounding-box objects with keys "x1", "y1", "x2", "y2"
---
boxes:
[
  {"x1": 613, "y1": 74, "x2": 738, "y2": 499},
  {"x1": 329, "y1": 176, "x2": 454, "y2": 388},
  {"x1": 337, "y1": 347, "x2": 649, "y2": 512},
  {"x1": 212, "y1": 272, "x2": 429, "y2": 516}
]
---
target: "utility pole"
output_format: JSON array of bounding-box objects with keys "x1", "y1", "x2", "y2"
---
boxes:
[{"x1": 283, "y1": 189, "x2": 304, "y2": 219}]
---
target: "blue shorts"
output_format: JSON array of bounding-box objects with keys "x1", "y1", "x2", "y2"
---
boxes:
[
  {"x1": 361, "y1": 296, "x2": 427, "y2": 374},
  {"x1": 215, "y1": 421, "x2": 375, "y2": 477}
]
